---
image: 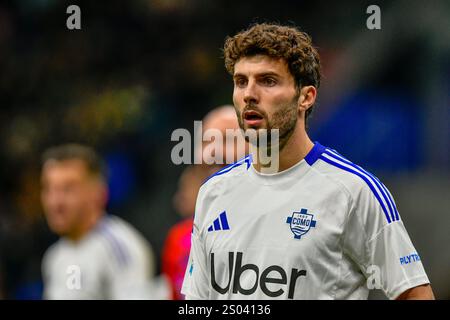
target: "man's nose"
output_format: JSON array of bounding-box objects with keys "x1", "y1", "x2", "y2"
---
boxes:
[
  {"x1": 44, "y1": 189, "x2": 63, "y2": 206},
  {"x1": 243, "y1": 80, "x2": 259, "y2": 105}
]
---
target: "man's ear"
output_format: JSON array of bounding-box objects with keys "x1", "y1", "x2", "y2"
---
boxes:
[{"x1": 298, "y1": 85, "x2": 317, "y2": 112}]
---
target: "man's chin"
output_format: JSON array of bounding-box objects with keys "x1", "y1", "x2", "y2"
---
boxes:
[{"x1": 48, "y1": 222, "x2": 70, "y2": 236}]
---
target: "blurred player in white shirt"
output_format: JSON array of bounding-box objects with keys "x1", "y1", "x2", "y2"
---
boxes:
[
  {"x1": 40, "y1": 144, "x2": 157, "y2": 299},
  {"x1": 181, "y1": 23, "x2": 434, "y2": 300}
]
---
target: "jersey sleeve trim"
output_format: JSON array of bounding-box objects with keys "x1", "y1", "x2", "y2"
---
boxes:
[
  {"x1": 304, "y1": 141, "x2": 327, "y2": 165},
  {"x1": 387, "y1": 275, "x2": 430, "y2": 300}
]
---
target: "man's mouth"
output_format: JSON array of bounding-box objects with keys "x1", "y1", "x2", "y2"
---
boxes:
[{"x1": 243, "y1": 110, "x2": 264, "y2": 127}]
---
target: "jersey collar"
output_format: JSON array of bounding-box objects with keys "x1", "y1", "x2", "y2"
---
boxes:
[{"x1": 247, "y1": 141, "x2": 326, "y2": 186}]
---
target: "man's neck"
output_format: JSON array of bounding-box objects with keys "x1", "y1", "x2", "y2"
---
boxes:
[
  {"x1": 253, "y1": 122, "x2": 314, "y2": 173},
  {"x1": 66, "y1": 211, "x2": 103, "y2": 243}
]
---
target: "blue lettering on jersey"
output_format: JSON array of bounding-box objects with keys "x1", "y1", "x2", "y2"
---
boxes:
[
  {"x1": 399, "y1": 253, "x2": 421, "y2": 265},
  {"x1": 286, "y1": 208, "x2": 317, "y2": 239}
]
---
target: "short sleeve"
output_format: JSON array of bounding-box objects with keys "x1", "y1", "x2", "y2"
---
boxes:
[
  {"x1": 181, "y1": 188, "x2": 211, "y2": 300},
  {"x1": 343, "y1": 181, "x2": 430, "y2": 299},
  {"x1": 181, "y1": 230, "x2": 210, "y2": 299}
]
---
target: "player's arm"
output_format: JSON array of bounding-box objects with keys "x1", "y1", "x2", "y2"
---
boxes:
[
  {"x1": 343, "y1": 180, "x2": 432, "y2": 300},
  {"x1": 181, "y1": 187, "x2": 212, "y2": 300},
  {"x1": 396, "y1": 283, "x2": 435, "y2": 300},
  {"x1": 182, "y1": 229, "x2": 210, "y2": 300},
  {"x1": 181, "y1": 213, "x2": 211, "y2": 299}
]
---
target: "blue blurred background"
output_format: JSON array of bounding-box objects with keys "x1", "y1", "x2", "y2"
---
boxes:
[{"x1": 0, "y1": 0, "x2": 448, "y2": 299}]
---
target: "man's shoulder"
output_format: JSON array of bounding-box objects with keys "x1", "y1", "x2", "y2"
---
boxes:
[
  {"x1": 199, "y1": 154, "x2": 252, "y2": 191},
  {"x1": 42, "y1": 239, "x2": 65, "y2": 265},
  {"x1": 95, "y1": 215, "x2": 150, "y2": 251},
  {"x1": 193, "y1": 155, "x2": 252, "y2": 227},
  {"x1": 311, "y1": 145, "x2": 381, "y2": 196},
  {"x1": 99, "y1": 214, "x2": 138, "y2": 236},
  {"x1": 312, "y1": 144, "x2": 399, "y2": 223}
]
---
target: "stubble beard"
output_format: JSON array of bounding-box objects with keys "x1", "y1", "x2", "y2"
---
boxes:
[{"x1": 235, "y1": 93, "x2": 299, "y2": 153}]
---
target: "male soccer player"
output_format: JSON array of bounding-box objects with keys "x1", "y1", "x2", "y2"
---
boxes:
[
  {"x1": 41, "y1": 144, "x2": 156, "y2": 299},
  {"x1": 181, "y1": 23, "x2": 434, "y2": 299}
]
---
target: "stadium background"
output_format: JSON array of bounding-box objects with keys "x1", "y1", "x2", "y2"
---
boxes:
[{"x1": 0, "y1": 0, "x2": 448, "y2": 299}]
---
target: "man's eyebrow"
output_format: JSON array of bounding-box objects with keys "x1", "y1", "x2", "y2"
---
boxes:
[
  {"x1": 255, "y1": 71, "x2": 280, "y2": 77},
  {"x1": 233, "y1": 73, "x2": 246, "y2": 79},
  {"x1": 233, "y1": 71, "x2": 280, "y2": 78}
]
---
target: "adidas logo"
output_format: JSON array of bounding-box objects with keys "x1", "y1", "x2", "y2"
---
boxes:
[{"x1": 208, "y1": 211, "x2": 230, "y2": 232}]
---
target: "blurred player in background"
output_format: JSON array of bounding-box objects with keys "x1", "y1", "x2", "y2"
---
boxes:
[
  {"x1": 40, "y1": 144, "x2": 158, "y2": 299},
  {"x1": 182, "y1": 23, "x2": 434, "y2": 300},
  {"x1": 162, "y1": 105, "x2": 247, "y2": 299}
]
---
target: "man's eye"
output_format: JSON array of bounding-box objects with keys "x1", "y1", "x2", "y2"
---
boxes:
[
  {"x1": 262, "y1": 78, "x2": 276, "y2": 86},
  {"x1": 235, "y1": 79, "x2": 247, "y2": 87}
]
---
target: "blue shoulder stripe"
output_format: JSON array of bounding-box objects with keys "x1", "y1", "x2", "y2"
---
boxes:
[
  {"x1": 319, "y1": 150, "x2": 399, "y2": 224},
  {"x1": 324, "y1": 149, "x2": 399, "y2": 222},
  {"x1": 304, "y1": 142, "x2": 327, "y2": 165},
  {"x1": 97, "y1": 221, "x2": 130, "y2": 267},
  {"x1": 202, "y1": 154, "x2": 252, "y2": 185}
]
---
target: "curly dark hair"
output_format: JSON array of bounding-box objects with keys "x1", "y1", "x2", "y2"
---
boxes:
[{"x1": 224, "y1": 23, "x2": 321, "y2": 121}]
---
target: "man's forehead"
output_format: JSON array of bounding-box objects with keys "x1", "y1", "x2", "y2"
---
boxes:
[
  {"x1": 233, "y1": 55, "x2": 288, "y2": 75},
  {"x1": 42, "y1": 159, "x2": 90, "y2": 178}
]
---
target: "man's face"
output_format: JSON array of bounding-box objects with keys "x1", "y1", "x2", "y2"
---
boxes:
[
  {"x1": 41, "y1": 159, "x2": 103, "y2": 237},
  {"x1": 232, "y1": 55, "x2": 299, "y2": 147},
  {"x1": 201, "y1": 111, "x2": 246, "y2": 164}
]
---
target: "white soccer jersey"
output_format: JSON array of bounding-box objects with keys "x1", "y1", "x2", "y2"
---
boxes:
[
  {"x1": 42, "y1": 214, "x2": 156, "y2": 299},
  {"x1": 181, "y1": 142, "x2": 430, "y2": 300}
]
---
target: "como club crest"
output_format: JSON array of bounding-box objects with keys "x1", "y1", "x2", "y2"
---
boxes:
[{"x1": 286, "y1": 208, "x2": 317, "y2": 239}]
